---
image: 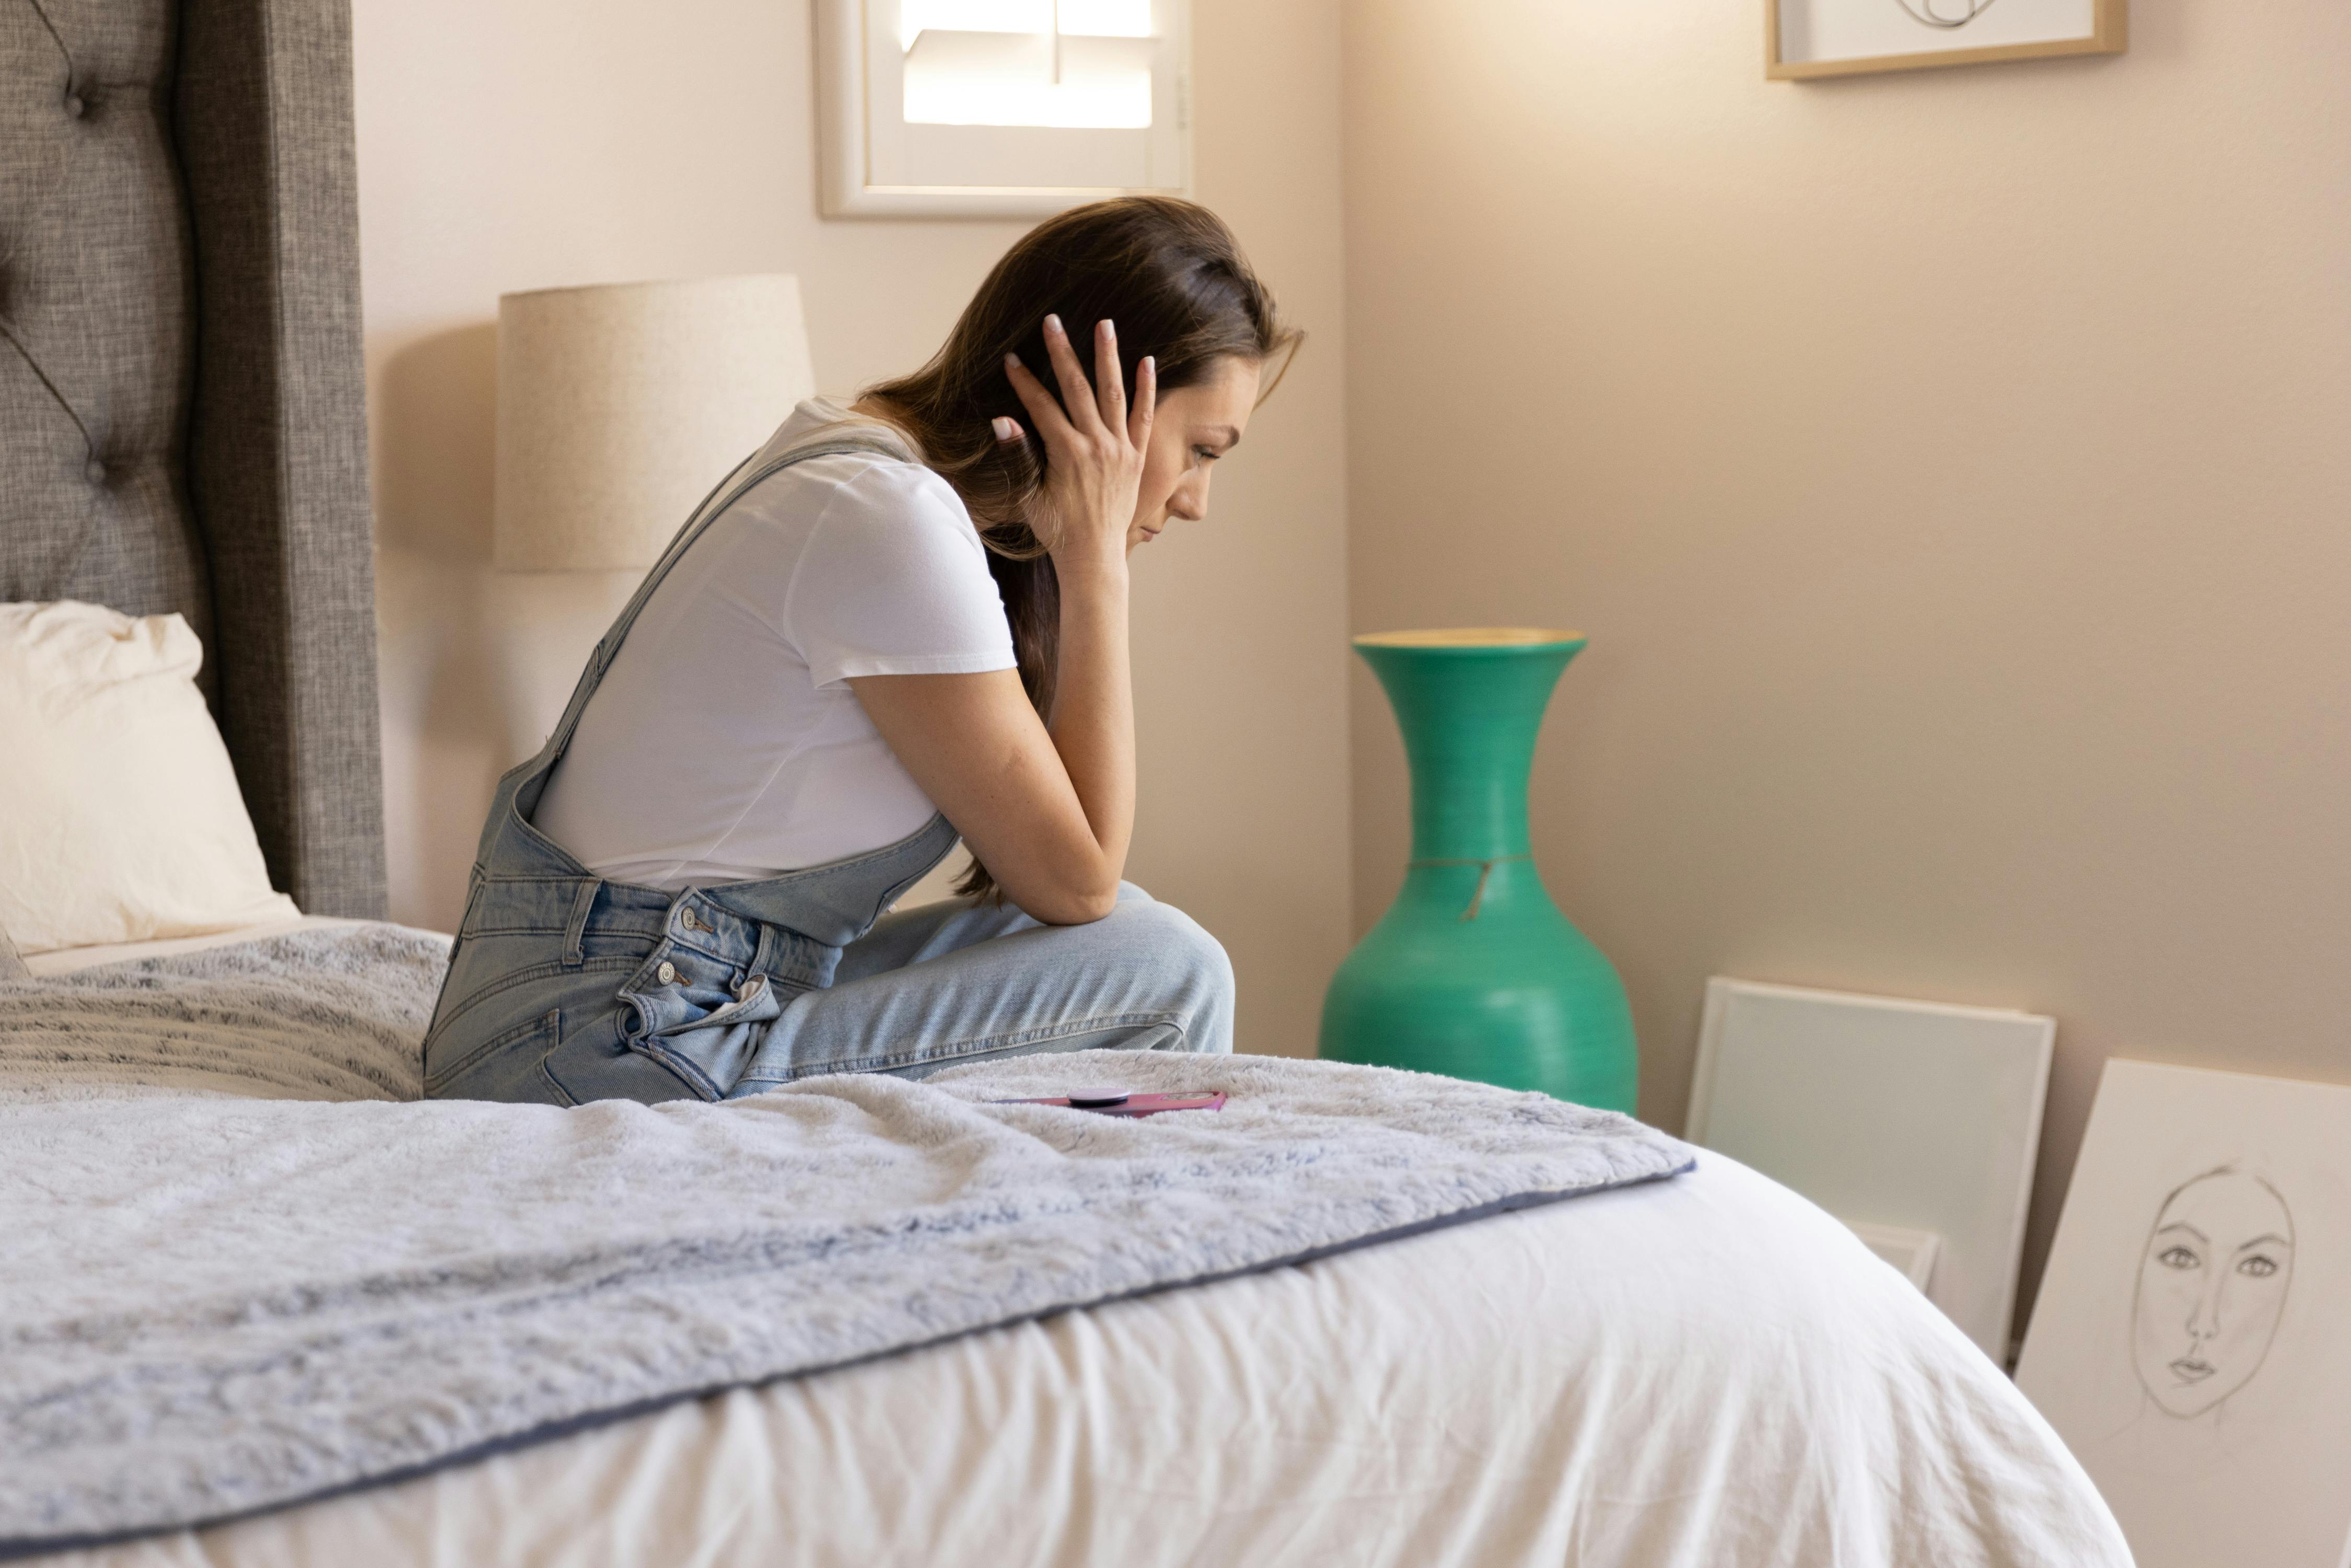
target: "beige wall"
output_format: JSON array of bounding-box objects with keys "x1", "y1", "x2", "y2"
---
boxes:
[
  {"x1": 1343, "y1": 0, "x2": 2351, "y2": 1329},
  {"x1": 352, "y1": 0, "x2": 1350, "y2": 1054}
]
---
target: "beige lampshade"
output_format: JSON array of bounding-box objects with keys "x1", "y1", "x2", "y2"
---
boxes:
[{"x1": 494, "y1": 275, "x2": 816, "y2": 570}]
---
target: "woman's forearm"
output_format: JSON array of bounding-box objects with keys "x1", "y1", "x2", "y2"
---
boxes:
[{"x1": 1044, "y1": 556, "x2": 1136, "y2": 900}]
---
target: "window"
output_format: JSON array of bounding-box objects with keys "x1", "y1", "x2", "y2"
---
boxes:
[{"x1": 818, "y1": 0, "x2": 1191, "y2": 217}]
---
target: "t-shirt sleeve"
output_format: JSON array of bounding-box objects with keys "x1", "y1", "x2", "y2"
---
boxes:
[{"x1": 784, "y1": 459, "x2": 1019, "y2": 689}]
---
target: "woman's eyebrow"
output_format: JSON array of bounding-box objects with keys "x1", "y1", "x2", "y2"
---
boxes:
[
  {"x1": 1201, "y1": 424, "x2": 1242, "y2": 451},
  {"x1": 2233, "y1": 1234, "x2": 2291, "y2": 1251},
  {"x1": 2155, "y1": 1223, "x2": 2209, "y2": 1244}
]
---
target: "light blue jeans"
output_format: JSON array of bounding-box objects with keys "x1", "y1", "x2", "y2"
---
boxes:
[
  {"x1": 424, "y1": 850, "x2": 1233, "y2": 1107},
  {"x1": 732, "y1": 882, "x2": 1233, "y2": 1094}
]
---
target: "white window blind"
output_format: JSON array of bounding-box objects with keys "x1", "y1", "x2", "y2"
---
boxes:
[{"x1": 819, "y1": 0, "x2": 1190, "y2": 217}]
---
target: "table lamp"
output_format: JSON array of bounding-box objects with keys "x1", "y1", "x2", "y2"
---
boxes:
[{"x1": 494, "y1": 275, "x2": 817, "y2": 571}]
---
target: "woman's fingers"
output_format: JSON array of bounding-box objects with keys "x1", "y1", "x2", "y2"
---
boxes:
[
  {"x1": 1010, "y1": 320, "x2": 1148, "y2": 571},
  {"x1": 1128, "y1": 354, "x2": 1156, "y2": 449},
  {"x1": 1041, "y1": 315, "x2": 1107, "y2": 437},
  {"x1": 1005, "y1": 354, "x2": 1077, "y2": 451},
  {"x1": 1094, "y1": 319, "x2": 1126, "y2": 434}
]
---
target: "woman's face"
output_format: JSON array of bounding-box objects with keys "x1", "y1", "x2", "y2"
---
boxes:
[
  {"x1": 1127, "y1": 355, "x2": 1262, "y2": 552},
  {"x1": 2131, "y1": 1169, "x2": 2295, "y2": 1418}
]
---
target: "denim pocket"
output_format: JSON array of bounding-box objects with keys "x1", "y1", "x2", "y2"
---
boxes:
[{"x1": 425, "y1": 1008, "x2": 561, "y2": 1098}]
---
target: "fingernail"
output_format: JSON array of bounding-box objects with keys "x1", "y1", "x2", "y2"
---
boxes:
[
  {"x1": 992, "y1": 416, "x2": 1017, "y2": 442},
  {"x1": 1005, "y1": 353, "x2": 1021, "y2": 371},
  {"x1": 1101, "y1": 318, "x2": 1115, "y2": 338},
  {"x1": 1140, "y1": 355, "x2": 1154, "y2": 376},
  {"x1": 1044, "y1": 315, "x2": 1063, "y2": 336}
]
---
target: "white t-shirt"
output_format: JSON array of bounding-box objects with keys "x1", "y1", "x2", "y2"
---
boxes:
[{"x1": 531, "y1": 399, "x2": 1017, "y2": 889}]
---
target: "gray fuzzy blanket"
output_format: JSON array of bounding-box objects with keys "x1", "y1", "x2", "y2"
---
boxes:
[
  {"x1": 0, "y1": 924, "x2": 439, "y2": 1103},
  {"x1": 0, "y1": 926, "x2": 1692, "y2": 1555}
]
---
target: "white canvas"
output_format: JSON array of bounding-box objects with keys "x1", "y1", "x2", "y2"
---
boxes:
[
  {"x1": 2017, "y1": 1060, "x2": 2351, "y2": 1568},
  {"x1": 1778, "y1": 0, "x2": 2098, "y2": 66},
  {"x1": 1686, "y1": 978, "x2": 2053, "y2": 1358}
]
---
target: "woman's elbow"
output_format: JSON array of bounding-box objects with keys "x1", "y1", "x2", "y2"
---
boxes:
[{"x1": 1019, "y1": 880, "x2": 1121, "y2": 926}]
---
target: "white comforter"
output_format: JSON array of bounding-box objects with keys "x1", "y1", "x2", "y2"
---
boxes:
[{"x1": 24, "y1": 928, "x2": 2129, "y2": 1568}]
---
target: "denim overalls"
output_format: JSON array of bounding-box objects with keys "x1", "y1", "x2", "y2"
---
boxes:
[{"x1": 423, "y1": 424, "x2": 1234, "y2": 1107}]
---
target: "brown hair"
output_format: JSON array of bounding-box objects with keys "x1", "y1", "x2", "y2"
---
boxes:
[{"x1": 862, "y1": 196, "x2": 1300, "y2": 900}]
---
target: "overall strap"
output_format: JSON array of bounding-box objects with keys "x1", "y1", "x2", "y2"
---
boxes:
[{"x1": 536, "y1": 432, "x2": 911, "y2": 766}]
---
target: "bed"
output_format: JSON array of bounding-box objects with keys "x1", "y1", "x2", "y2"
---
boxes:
[{"x1": 0, "y1": 3, "x2": 2130, "y2": 1564}]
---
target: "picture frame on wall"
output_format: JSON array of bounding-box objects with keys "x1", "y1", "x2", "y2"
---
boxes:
[{"x1": 1767, "y1": 0, "x2": 2126, "y2": 80}]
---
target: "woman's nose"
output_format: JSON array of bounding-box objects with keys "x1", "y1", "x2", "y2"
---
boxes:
[
  {"x1": 2188, "y1": 1279, "x2": 2225, "y2": 1341},
  {"x1": 1169, "y1": 474, "x2": 1210, "y2": 522}
]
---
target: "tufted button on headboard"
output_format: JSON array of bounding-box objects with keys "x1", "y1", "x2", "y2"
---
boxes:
[
  {"x1": 0, "y1": 3, "x2": 199, "y2": 644},
  {"x1": 0, "y1": 0, "x2": 387, "y2": 920}
]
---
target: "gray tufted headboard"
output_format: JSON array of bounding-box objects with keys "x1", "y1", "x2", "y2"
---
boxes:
[{"x1": 0, "y1": 0, "x2": 387, "y2": 919}]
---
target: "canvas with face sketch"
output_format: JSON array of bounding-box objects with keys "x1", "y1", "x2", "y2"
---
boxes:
[{"x1": 2017, "y1": 1059, "x2": 2351, "y2": 1568}]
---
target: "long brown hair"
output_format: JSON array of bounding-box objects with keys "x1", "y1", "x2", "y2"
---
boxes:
[{"x1": 863, "y1": 196, "x2": 1300, "y2": 900}]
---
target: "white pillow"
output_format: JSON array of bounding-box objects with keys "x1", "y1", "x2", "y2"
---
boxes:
[{"x1": 0, "y1": 601, "x2": 301, "y2": 955}]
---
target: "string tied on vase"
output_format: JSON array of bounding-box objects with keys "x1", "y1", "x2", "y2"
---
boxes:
[{"x1": 1405, "y1": 854, "x2": 1532, "y2": 922}]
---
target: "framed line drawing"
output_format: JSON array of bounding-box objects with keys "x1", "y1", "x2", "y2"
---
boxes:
[
  {"x1": 2017, "y1": 1060, "x2": 2351, "y2": 1568},
  {"x1": 1767, "y1": 0, "x2": 2126, "y2": 80}
]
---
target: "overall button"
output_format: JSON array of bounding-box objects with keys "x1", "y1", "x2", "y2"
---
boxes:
[
  {"x1": 656, "y1": 961, "x2": 677, "y2": 985},
  {"x1": 85, "y1": 459, "x2": 108, "y2": 485},
  {"x1": 64, "y1": 93, "x2": 86, "y2": 119}
]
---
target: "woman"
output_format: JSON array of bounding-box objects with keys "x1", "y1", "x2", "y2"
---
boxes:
[{"x1": 423, "y1": 198, "x2": 1298, "y2": 1106}]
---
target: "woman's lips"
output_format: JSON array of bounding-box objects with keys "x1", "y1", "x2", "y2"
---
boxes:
[{"x1": 2169, "y1": 1355, "x2": 2217, "y2": 1383}]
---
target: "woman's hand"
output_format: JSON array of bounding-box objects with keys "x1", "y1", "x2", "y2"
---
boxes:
[
  {"x1": 1000, "y1": 316, "x2": 1156, "y2": 574},
  {"x1": 851, "y1": 315, "x2": 1149, "y2": 923}
]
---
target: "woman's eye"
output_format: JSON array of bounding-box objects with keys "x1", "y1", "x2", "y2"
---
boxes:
[
  {"x1": 2157, "y1": 1246, "x2": 2200, "y2": 1270},
  {"x1": 1193, "y1": 446, "x2": 1220, "y2": 464},
  {"x1": 2237, "y1": 1254, "x2": 2279, "y2": 1277}
]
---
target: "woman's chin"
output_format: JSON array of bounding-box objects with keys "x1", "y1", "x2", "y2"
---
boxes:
[{"x1": 2139, "y1": 1362, "x2": 2234, "y2": 1418}]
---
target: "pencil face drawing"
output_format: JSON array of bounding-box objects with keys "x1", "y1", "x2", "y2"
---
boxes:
[
  {"x1": 1894, "y1": 0, "x2": 2000, "y2": 27},
  {"x1": 2129, "y1": 1167, "x2": 2295, "y2": 1419}
]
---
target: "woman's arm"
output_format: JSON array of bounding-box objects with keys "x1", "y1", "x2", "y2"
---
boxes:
[{"x1": 851, "y1": 316, "x2": 1153, "y2": 925}]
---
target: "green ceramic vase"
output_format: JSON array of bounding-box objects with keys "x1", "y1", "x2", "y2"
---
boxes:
[{"x1": 1319, "y1": 629, "x2": 1637, "y2": 1112}]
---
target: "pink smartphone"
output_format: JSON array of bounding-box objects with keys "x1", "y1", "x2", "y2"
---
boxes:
[{"x1": 993, "y1": 1089, "x2": 1227, "y2": 1118}]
